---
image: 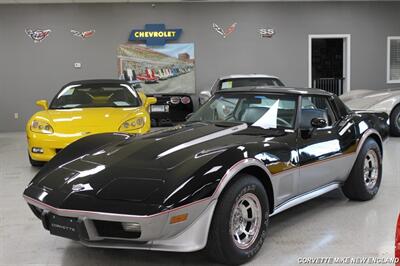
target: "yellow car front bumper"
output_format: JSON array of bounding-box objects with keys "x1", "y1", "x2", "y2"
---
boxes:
[{"x1": 27, "y1": 127, "x2": 150, "y2": 162}]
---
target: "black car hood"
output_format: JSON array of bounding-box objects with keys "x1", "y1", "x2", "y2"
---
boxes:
[
  {"x1": 27, "y1": 122, "x2": 264, "y2": 212},
  {"x1": 25, "y1": 122, "x2": 292, "y2": 215}
]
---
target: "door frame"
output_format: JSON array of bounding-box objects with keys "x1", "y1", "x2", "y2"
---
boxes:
[{"x1": 308, "y1": 34, "x2": 351, "y2": 93}]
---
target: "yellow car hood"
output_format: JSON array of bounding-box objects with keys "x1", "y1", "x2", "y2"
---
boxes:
[{"x1": 38, "y1": 107, "x2": 144, "y2": 133}]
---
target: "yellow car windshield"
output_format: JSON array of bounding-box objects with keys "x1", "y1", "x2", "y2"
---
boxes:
[{"x1": 50, "y1": 83, "x2": 140, "y2": 109}]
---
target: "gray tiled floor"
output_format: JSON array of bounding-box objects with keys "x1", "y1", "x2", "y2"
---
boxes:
[{"x1": 0, "y1": 132, "x2": 399, "y2": 266}]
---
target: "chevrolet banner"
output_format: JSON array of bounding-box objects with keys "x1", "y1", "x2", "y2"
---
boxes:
[{"x1": 129, "y1": 24, "x2": 182, "y2": 46}]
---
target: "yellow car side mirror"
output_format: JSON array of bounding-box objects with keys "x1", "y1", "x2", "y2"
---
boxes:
[
  {"x1": 145, "y1": 97, "x2": 157, "y2": 107},
  {"x1": 36, "y1": 100, "x2": 49, "y2": 110}
]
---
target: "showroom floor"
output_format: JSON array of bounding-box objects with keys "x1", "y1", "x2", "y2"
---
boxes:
[{"x1": 0, "y1": 132, "x2": 398, "y2": 266}]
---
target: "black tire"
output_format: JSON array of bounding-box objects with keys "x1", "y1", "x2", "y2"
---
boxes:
[
  {"x1": 342, "y1": 138, "x2": 382, "y2": 201},
  {"x1": 29, "y1": 153, "x2": 45, "y2": 167},
  {"x1": 207, "y1": 174, "x2": 269, "y2": 265},
  {"x1": 390, "y1": 105, "x2": 400, "y2": 136},
  {"x1": 151, "y1": 118, "x2": 157, "y2": 127}
]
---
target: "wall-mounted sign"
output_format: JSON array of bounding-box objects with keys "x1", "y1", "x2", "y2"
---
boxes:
[
  {"x1": 259, "y1": 28, "x2": 275, "y2": 38},
  {"x1": 25, "y1": 29, "x2": 51, "y2": 43},
  {"x1": 71, "y1": 29, "x2": 95, "y2": 39},
  {"x1": 212, "y1": 22, "x2": 237, "y2": 38},
  {"x1": 129, "y1": 24, "x2": 182, "y2": 46},
  {"x1": 117, "y1": 43, "x2": 195, "y2": 94}
]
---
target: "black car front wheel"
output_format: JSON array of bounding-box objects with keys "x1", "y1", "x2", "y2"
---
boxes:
[
  {"x1": 207, "y1": 174, "x2": 269, "y2": 265},
  {"x1": 342, "y1": 138, "x2": 382, "y2": 201}
]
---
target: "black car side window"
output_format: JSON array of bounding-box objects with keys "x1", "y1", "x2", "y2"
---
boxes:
[
  {"x1": 332, "y1": 95, "x2": 351, "y2": 118},
  {"x1": 300, "y1": 96, "x2": 336, "y2": 128}
]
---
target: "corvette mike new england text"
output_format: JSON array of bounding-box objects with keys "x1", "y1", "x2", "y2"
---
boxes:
[{"x1": 297, "y1": 256, "x2": 399, "y2": 264}]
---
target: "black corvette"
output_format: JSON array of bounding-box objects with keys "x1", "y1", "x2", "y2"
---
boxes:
[{"x1": 23, "y1": 87, "x2": 389, "y2": 265}]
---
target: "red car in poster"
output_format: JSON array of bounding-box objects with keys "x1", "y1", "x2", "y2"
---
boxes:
[
  {"x1": 136, "y1": 68, "x2": 158, "y2": 83},
  {"x1": 396, "y1": 214, "x2": 400, "y2": 266}
]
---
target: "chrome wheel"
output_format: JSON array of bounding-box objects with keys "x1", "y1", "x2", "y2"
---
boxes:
[
  {"x1": 229, "y1": 193, "x2": 262, "y2": 249},
  {"x1": 364, "y1": 149, "x2": 379, "y2": 189}
]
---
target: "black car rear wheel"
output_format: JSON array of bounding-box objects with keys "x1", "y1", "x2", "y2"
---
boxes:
[
  {"x1": 390, "y1": 105, "x2": 400, "y2": 136},
  {"x1": 342, "y1": 138, "x2": 382, "y2": 201},
  {"x1": 207, "y1": 174, "x2": 269, "y2": 265}
]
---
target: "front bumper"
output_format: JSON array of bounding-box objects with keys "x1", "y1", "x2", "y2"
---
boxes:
[
  {"x1": 24, "y1": 195, "x2": 216, "y2": 252},
  {"x1": 27, "y1": 132, "x2": 81, "y2": 161}
]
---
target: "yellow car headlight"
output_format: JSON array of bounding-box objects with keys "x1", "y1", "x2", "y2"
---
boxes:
[
  {"x1": 30, "y1": 120, "x2": 54, "y2": 134},
  {"x1": 119, "y1": 117, "x2": 145, "y2": 132}
]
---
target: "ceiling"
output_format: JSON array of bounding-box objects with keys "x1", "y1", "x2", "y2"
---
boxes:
[{"x1": 1, "y1": 0, "x2": 399, "y2": 4}]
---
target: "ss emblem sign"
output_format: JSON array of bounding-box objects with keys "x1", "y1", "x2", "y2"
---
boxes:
[{"x1": 259, "y1": 28, "x2": 275, "y2": 38}]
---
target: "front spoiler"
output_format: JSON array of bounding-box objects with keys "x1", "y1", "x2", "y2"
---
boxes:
[{"x1": 24, "y1": 195, "x2": 216, "y2": 252}]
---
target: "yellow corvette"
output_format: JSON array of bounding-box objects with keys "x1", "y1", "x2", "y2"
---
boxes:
[{"x1": 26, "y1": 79, "x2": 156, "y2": 166}]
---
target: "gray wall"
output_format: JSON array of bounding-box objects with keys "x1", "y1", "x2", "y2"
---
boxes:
[{"x1": 1, "y1": 1, "x2": 400, "y2": 132}]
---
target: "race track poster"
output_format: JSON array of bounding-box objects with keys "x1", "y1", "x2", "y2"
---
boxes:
[{"x1": 117, "y1": 43, "x2": 195, "y2": 94}]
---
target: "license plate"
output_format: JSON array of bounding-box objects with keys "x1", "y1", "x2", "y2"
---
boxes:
[
  {"x1": 48, "y1": 214, "x2": 79, "y2": 240},
  {"x1": 151, "y1": 105, "x2": 169, "y2": 112}
]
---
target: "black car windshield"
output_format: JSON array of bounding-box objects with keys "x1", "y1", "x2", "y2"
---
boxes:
[
  {"x1": 218, "y1": 78, "x2": 284, "y2": 90},
  {"x1": 188, "y1": 93, "x2": 297, "y2": 129},
  {"x1": 50, "y1": 83, "x2": 140, "y2": 109}
]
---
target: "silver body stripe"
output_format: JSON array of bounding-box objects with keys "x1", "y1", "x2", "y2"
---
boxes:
[
  {"x1": 156, "y1": 123, "x2": 248, "y2": 159},
  {"x1": 271, "y1": 183, "x2": 341, "y2": 216}
]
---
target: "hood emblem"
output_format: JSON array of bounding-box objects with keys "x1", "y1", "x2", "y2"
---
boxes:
[{"x1": 72, "y1": 183, "x2": 93, "y2": 192}]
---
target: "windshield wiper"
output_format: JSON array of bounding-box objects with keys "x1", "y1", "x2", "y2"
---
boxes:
[{"x1": 213, "y1": 121, "x2": 244, "y2": 127}]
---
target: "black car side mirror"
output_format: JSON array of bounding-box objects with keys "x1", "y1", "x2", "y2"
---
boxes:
[
  {"x1": 301, "y1": 118, "x2": 327, "y2": 138},
  {"x1": 311, "y1": 117, "x2": 327, "y2": 128}
]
